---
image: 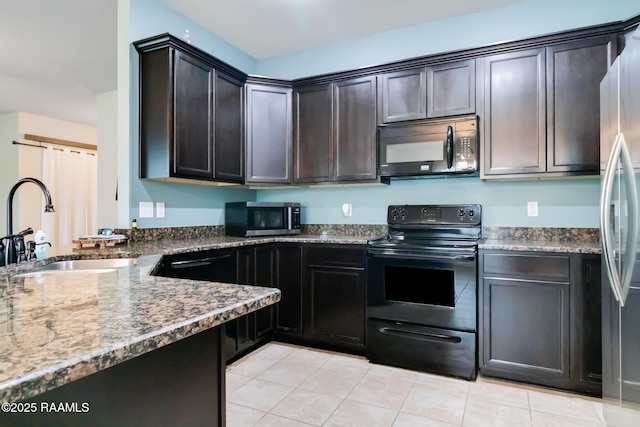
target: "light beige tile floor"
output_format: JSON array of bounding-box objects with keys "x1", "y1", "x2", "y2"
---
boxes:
[{"x1": 226, "y1": 342, "x2": 607, "y2": 426}]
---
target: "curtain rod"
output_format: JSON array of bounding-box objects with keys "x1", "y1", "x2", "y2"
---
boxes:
[
  {"x1": 12, "y1": 140, "x2": 96, "y2": 155},
  {"x1": 13, "y1": 133, "x2": 97, "y2": 151}
]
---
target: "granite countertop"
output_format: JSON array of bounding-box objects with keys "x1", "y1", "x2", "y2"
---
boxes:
[
  {"x1": 479, "y1": 227, "x2": 601, "y2": 254},
  {"x1": 479, "y1": 238, "x2": 602, "y2": 254},
  {"x1": 0, "y1": 233, "x2": 372, "y2": 403}
]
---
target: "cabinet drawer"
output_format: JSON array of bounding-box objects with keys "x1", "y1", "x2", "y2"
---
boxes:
[
  {"x1": 483, "y1": 252, "x2": 570, "y2": 280},
  {"x1": 305, "y1": 245, "x2": 365, "y2": 267}
]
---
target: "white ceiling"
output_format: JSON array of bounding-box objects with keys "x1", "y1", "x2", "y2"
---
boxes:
[
  {"x1": 161, "y1": 0, "x2": 526, "y2": 59},
  {"x1": 0, "y1": 0, "x2": 545, "y2": 127},
  {"x1": 0, "y1": 0, "x2": 116, "y2": 127}
]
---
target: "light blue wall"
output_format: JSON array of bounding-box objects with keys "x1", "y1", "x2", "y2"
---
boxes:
[
  {"x1": 257, "y1": 178, "x2": 601, "y2": 227},
  {"x1": 256, "y1": 0, "x2": 639, "y2": 227},
  {"x1": 127, "y1": 0, "x2": 637, "y2": 228},
  {"x1": 130, "y1": 0, "x2": 257, "y2": 72},
  {"x1": 129, "y1": 0, "x2": 257, "y2": 227},
  {"x1": 256, "y1": 0, "x2": 640, "y2": 79}
]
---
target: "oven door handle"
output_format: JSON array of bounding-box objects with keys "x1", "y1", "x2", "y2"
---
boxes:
[
  {"x1": 379, "y1": 327, "x2": 462, "y2": 344},
  {"x1": 367, "y1": 251, "x2": 476, "y2": 261}
]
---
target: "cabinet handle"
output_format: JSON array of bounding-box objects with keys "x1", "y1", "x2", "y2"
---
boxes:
[
  {"x1": 379, "y1": 327, "x2": 462, "y2": 344},
  {"x1": 446, "y1": 125, "x2": 454, "y2": 169},
  {"x1": 170, "y1": 254, "x2": 232, "y2": 269}
]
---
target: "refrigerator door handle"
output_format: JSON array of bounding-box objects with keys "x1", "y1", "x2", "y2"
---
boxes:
[
  {"x1": 601, "y1": 133, "x2": 625, "y2": 303},
  {"x1": 618, "y1": 133, "x2": 638, "y2": 306}
]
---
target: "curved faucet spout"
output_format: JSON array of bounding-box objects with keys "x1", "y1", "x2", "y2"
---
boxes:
[{"x1": 6, "y1": 177, "x2": 55, "y2": 235}]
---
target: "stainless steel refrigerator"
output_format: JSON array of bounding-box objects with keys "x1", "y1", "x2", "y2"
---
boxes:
[{"x1": 600, "y1": 24, "x2": 640, "y2": 426}]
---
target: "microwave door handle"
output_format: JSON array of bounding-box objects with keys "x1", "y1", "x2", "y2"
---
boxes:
[
  {"x1": 446, "y1": 125, "x2": 454, "y2": 169},
  {"x1": 287, "y1": 206, "x2": 292, "y2": 230}
]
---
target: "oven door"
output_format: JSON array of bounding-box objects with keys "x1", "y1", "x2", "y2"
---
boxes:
[{"x1": 366, "y1": 249, "x2": 477, "y2": 332}]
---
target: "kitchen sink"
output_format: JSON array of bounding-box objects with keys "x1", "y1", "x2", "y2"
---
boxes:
[{"x1": 12, "y1": 258, "x2": 137, "y2": 278}]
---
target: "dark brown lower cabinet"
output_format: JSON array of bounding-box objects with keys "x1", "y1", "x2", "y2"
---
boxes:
[
  {"x1": 574, "y1": 255, "x2": 602, "y2": 394},
  {"x1": 480, "y1": 277, "x2": 571, "y2": 383},
  {"x1": 225, "y1": 245, "x2": 276, "y2": 361},
  {"x1": 155, "y1": 243, "x2": 366, "y2": 360},
  {"x1": 303, "y1": 245, "x2": 366, "y2": 351},
  {"x1": 274, "y1": 244, "x2": 304, "y2": 336},
  {"x1": 227, "y1": 244, "x2": 305, "y2": 361},
  {"x1": 479, "y1": 250, "x2": 602, "y2": 395}
]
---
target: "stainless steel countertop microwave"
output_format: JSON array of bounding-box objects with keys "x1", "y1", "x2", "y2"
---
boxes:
[
  {"x1": 225, "y1": 202, "x2": 301, "y2": 237},
  {"x1": 378, "y1": 115, "x2": 479, "y2": 179}
]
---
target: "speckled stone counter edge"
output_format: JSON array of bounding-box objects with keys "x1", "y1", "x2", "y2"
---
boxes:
[
  {"x1": 482, "y1": 226, "x2": 600, "y2": 243},
  {"x1": 481, "y1": 227, "x2": 601, "y2": 254},
  {"x1": 1, "y1": 289, "x2": 280, "y2": 403},
  {"x1": 116, "y1": 224, "x2": 388, "y2": 242}
]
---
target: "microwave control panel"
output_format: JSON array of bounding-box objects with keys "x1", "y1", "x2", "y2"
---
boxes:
[{"x1": 291, "y1": 207, "x2": 301, "y2": 228}]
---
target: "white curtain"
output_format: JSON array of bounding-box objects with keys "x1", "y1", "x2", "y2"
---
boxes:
[{"x1": 41, "y1": 145, "x2": 97, "y2": 247}]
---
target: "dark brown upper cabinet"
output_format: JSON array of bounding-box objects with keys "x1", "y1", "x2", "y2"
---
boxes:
[
  {"x1": 547, "y1": 36, "x2": 616, "y2": 173},
  {"x1": 377, "y1": 59, "x2": 475, "y2": 124},
  {"x1": 294, "y1": 76, "x2": 377, "y2": 183},
  {"x1": 479, "y1": 35, "x2": 616, "y2": 178},
  {"x1": 294, "y1": 84, "x2": 333, "y2": 183},
  {"x1": 334, "y1": 76, "x2": 378, "y2": 181},
  {"x1": 245, "y1": 81, "x2": 293, "y2": 184},
  {"x1": 478, "y1": 48, "x2": 547, "y2": 177},
  {"x1": 135, "y1": 34, "x2": 245, "y2": 184},
  {"x1": 427, "y1": 59, "x2": 476, "y2": 118},
  {"x1": 214, "y1": 72, "x2": 245, "y2": 182},
  {"x1": 378, "y1": 68, "x2": 426, "y2": 123}
]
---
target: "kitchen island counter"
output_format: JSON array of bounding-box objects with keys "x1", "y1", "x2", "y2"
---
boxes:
[
  {"x1": 0, "y1": 232, "x2": 375, "y2": 405},
  {"x1": 0, "y1": 253, "x2": 280, "y2": 406}
]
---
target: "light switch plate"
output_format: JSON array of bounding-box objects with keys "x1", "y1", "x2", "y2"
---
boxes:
[
  {"x1": 139, "y1": 202, "x2": 154, "y2": 218},
  {"x1": 156, "y1": 202, "x2": 165, "y2": 218},
  {"x1": 527, "y1": 201, "x2": 538, "y2": 217},
  {"x1": 342, "y1": 203, "x2": 352, "y2": 217}
]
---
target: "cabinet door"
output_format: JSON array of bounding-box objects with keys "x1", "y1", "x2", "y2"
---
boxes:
[
  {"x1": 245, "y1": 84, "x2": 292, "y2": 183},
  {"x1": 254, "y1": 245, "x2": 275, "y2": 338},
  {"x1": 214, "y1": 71, "x2": 244, "y2": 182},
  {"x1": 275, "y1": 244, "x2": 303, "y2": 335},
  {"x1": 334, "y1": 76, "x2": 377, "y2": 181},
  {"x1": 547, "y1": 36, "x2": 615, "y2": 173},
  {"x1": 571, "y1": 256, "x2": 602, "y2": 394},
  {"x1": 427, "y1": 59, "x2": 475, "y2": 118},
  {"x1": 480, "y1": 277, "x2": 570, "y2": 385},
  {"x1": 236, "y1": 246, "x2": 253, "y2": 285},
  {"x1": 294, "y1": 84, "x2": 333, "y2": 183},
  {"x1": 304, "y1": 266, "x2": 365, "y2": 348},
  {"x1": 378, "y1": 68, "x2": 426, "y2": 123},
  {"x1": 173, "y1": 50, "x2": 214, "y2": 179},
  {"x1": 479, "y1": 48, "x2": 546, "y2": 176}
]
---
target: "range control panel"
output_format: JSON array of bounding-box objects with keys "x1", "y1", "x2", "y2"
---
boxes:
[{"x1": 387, "y1": 204, "x2": 481, "y2": 226}]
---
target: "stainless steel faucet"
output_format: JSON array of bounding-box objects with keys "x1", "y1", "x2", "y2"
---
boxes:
[{"x1": 3, "y1": 178, "x2": 55, "y2": 265}]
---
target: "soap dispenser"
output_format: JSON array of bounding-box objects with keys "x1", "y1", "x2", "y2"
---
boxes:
[{"x1": 34, "y1": 230, "x2": 48, "y2": 260}]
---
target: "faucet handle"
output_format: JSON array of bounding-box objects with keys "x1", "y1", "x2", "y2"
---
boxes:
[
  {"x1": 26, "y1": 241, "x2": 36, "y2": 260},
  {"x1": 17, "y1": 227, "x2": 34, "y2": 237}
]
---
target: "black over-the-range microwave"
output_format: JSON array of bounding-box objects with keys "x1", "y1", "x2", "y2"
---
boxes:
[
  {"x1": 378, "y1": 115, "x2": 479, "y2": 179},
  {"x1": 225, "y1": 202, "x2": 301, "y2": 237}
]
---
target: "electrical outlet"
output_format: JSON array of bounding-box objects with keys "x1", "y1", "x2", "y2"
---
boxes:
[
  {"x1": 156, "y1": 202, "x2": 165, "y2": 218},
  {"x1": 527, "y1": 201, "x2": 538, "y2": 217},
  {"x1": 342, "y1": 203, "x2": 352, "y2": 217},
  {"x1": 139, "y1": 202, "x2": 154, "y2": 218}
]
